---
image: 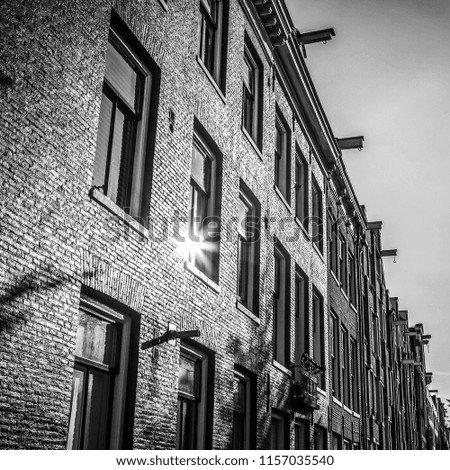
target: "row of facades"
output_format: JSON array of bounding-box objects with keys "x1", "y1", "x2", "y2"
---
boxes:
[{"x1": 1, "y1": 0, "x2": 449, "y2": 450}]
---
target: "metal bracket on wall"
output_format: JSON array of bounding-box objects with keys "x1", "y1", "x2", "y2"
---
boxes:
[{"x1": 141, "y1": 324, "x2": 201, "y2": 350}]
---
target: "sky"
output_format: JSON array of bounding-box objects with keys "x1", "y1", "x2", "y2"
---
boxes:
[{"x1": 285, "y1": 0, "x2": 450, "y2": 416}]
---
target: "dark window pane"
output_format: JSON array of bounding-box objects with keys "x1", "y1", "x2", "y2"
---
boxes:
[
  {"x1": 295, "y1": 274, "x2": 307, "y2": 360},
  {"x1": 233, "y1": 413, "x2": 245, "y2": 449},
  {"x1": 75, "y1": 311, "x2": 117, "y2": 366},
  {"x1": 295, "y1": 421, "x2": 309, "y2": 450},
  {"x1": 93, "y1": 93, "x2": 114, "y2": 190},
  {"x1": 201, "y1": 18, "x2": 215, "y2": 75},
  {"x1": 238, "y1": 239, "x2": 250, "y2": 305},
  {"x1": 177, "y1": 397, "x2": 198, "y2": 449},
  {"x1": 107, "y1": 109, "x2": 125, "y2": 203},
  {"x1": 83, "y1": 370, "x2": 111, "y2": 449},
  {"x1": 243, "y1": 88, "x2": 253, "y2": 136},
  {"x1": 67, "y1": 368, "x2": 85, "y2": 450}
]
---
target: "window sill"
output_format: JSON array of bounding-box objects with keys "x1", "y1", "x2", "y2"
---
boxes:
[
  {"x1": 353, "y1": 411, "x2": 361, "y2": 419},
  {"x1": 312, "y1": 242, "x2": 325, "y2": 263},
  {"x1": 184, "y1": 261, "x2": 221, "y2": 294},
  {"x1": 273, "y1": 185, "x2": 292, "y2": 214},
  {"x1": 272, "y1": 360, "x2": 291, "y2": 376},
  {"x1": 196, "y1": 56, "x2": 226, "y2": 105},
  {"x1": 236, "y1": 300, "x2": 260, "y2": 325},
  {"x1": 343, "y1": 405, "x2": 353, "y2": 415},
  {"x1": 330, "y1": 270, "x2": 340, "y2": 288},
  {"x1": 332, "y1": 396, "x2": 343, "y2": 407},
  {"x1": 340, "y1": 288, "x2": 349, "y2": 302},
  {"x1": 294, "y1": 217, "x2": 310, "y2": 241},
  {"x1": 89, "y1": 188, "x2": 149, "y2": 239},
  {"x1": 350, "y1": 302, "x2": 358, "y2": 314},
  {"x1": 317, "y1": 387, "x2": 327, "y2": 397},
  {"x1": 241, "y1": 125, "x2": 263, "y2": 161},
  {"x1": 158, "y1": 0, "x2": 168, "y2": 10}
]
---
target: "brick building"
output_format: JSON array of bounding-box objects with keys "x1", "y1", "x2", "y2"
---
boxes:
[{"x1": 0, "y1": 0, "x2": 447, "y2": 450}]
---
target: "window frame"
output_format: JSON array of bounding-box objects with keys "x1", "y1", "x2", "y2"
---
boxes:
[
  {"x1": 328, "y1": 211, "x2": 338, "y2": 276},
  {"x1": 271, "y1": 410, "x2": 289, "y2": 450},
  {"x1": 198, "y1": 0, "x2": 228, "y2": 92},
  {"x1": 176, "y1": 343, "x2": 213, "y2": 450},
  {"x1": 232, "y1": 368, "x2": 256, "y2": 450},
  {"x1": 339, "y1": 232, "x2": 348, "y2": 292},
  {"x1": 312, "y1": 288, "x2": 325, "y2": 389},
  {"x1": 237, "y1": 184, "x2": 260, "y2": 315},
  {"x1": 295, "y1": 146, "x2": 309, "y2": 229},
  {"x1": 274, "y1": 107, "x2": 291, "y2": 204},
  {"x1": 350, "y1": 337, "x2": 359, "y2": 413},
  {"x1": 294, "y1": 419, "x2": 310, "y2": 450},
  {"x1": 314, "y1": 425, "x2": 328, "y2": 450},
  {"x1": 330, "y1": 310, "x2": 340, "y2": 400},
  {"x1": 341, "y1": 325, "x2": 350, "y2": 407},
  {"x1": 348, "y1": 249, "x2": 357, "y2": 307},
  {"x1": 311, "y1": 176, "x2": 323, "y2": 252},
  {"x1": 273, "y1": 241, "x2": 291, "y2": 367},
  {"x1": 242, "y1": 35, "x2": 263, "y2": 149},
  {"x1": 92, "y1": 25, "x2": 157, "y2": 221},
  {"x1": 188, "y1": 129, "x2": 223, "y2": 283},
  {"x1": 294, "y1": 266, "x2": 309, "y2": 365},
  {"x1": 66, "y1": 296, "x2": 138, "y2": 450}
]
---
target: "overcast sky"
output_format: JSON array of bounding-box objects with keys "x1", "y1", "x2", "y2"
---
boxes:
[{"x1": 285, "y1": 0, "x2": 450, "y2": 416}]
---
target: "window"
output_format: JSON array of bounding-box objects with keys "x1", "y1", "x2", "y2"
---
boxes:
[
  {"x1": 188, "y1": 131, "x2": 222, "y2": 282},
  {"x1": 350, "y1": 338, "x2": 359, "y2": 413},
  {"x1": 339, "y1": 233, "x2": 347, "y2": 292},
  {"x1": 242, "y1": 36, "x2": 262, "y2": 148},
  {"x1": 274, "y1": 242, "x2": 290, "y2": 366},
  {"x1": 311, "y1": 176, "x2": 323, "y2": 252},
  {"x1": 176, "y1": 344, "x2": 212, "y2": 449},
  {"x1": 199, "y1": 0, "x2": 228, "y2": 91},
  {"x1": 67, "y1": 297, "x2": 138, "y2": 449},
  {"x1": 372, "y1": 313, "x2": 380, "y2": 357},
  {"x1": 314, "y1": 425, "x2": 327, "y2": 450},
  {"x1": 349, "y1": 250, "x2": 357, "y2": 306},
  {"x1": 295, "y1": 420, "x2": 310, "y2": 450},
  {"x1": 330, "y1": 311, "x2": 340, "y2": 400},
  {"x1": 294, "y1": 268, "x2": 308, "y2": 364},
  {"x1": 332, "y1": 433, "x2": 342, "y2": 450},
  {"x1": 93, "y1": 26, "x2": 155, "y2": 218},
  {"x1": 312, "y1": 289, "x2": 325, "y2": 389},
  {"x1": 341, "y1": 326, "x2": 350, "y2": 407},
  {"x1": 237, "y1": 184, "x2": 260, "y2": 314},
  {"x1": 232, "y1": 368, "x2": 255, "y2": 449},
  {"x1": 295, "y1": 147, "x2": 308, "y2": 227},
  {"x1": 369, "y1": 233, "x2": 376, "y2": 285},
  {"x1": 328, "y1": 212, "x2": 338, "y2": 276},
  {"x1": 274, "y1": 107, "x2": 291, "y2": 203},
  {"x1": 343, "y1": 439, "x2": 351, "y2": 450},
  {"x1": 271, "y1": 411, "x2": 289, "y2": 450}
]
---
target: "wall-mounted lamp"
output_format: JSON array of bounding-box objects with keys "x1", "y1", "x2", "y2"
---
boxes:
[
  {"x1": 142, "y1": 323, "x2": 200, "y2": 350},
  {"x1": 337, "y1": 136, "x2": 365, "y2": 152},
  {"x1": 295, "y1": 28, "x2": 335, "y2": 58},
  {"x1": 297, "y1": 28, "x2": 336, "y2": 45},
  {"x1": 381, "y1": 249, "x2": 398, "y2": 263},
  {"x1": 367, "y1": 221, "x2": 382, "y2": 230}
]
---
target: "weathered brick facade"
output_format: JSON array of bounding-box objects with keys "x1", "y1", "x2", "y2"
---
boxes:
[{"x1": 0, "y1": 0, "x2": 447, "y2": 450}]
